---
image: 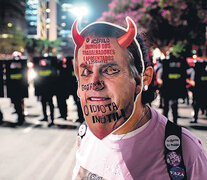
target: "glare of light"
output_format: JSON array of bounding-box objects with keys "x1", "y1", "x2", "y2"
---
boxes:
[
  {"x1": 20, "y1": 47, "x2": 24, "y2": 52},
  {"x1": 29, "y1": 69, "x2": 37, "y2": 80},
  {"x1": 61, "y1": 16, "x2": 66, "y2": 19},
  {"x1": 46, "y1": 18, "x2": 50, "y2": 23},
  {"x1": 27, "y1": 61, "x2": 34, "y2": 68},
  {"x1": 153, "y1": 48, "x2": 161, "y2": 59},
  {"x1": 69, "y1": 6, "x2": 89, "y2": 18},
  {"x1": 46, "y1": 8, "x2": 51, "y2": 13},
  {"x1": 193, "y1": 55, "x2": 197, "y2": 59},
  {"x1": 8, "y1": 23, "x2": 13, "y2": 27},
  {"x1": 40, "y1": 59, "x2": 47, "y2": 66},
  {"x1": 46, "y1": 24, "x2": 50, "y2": 29},
  {"x1": 2, "y1": 34, "x2": 9, "y2": 38},
  {"x1": 61, "y1": 23, "x2": 66, "y2": 27},
  {"x1": 12, "y1": 51, "x2": 22, "y2": 58}
]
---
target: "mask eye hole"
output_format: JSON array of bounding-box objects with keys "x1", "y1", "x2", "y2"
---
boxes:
[
  {"x1": 103, "y1": 66, "x2": 120, "y2": 75},
  {"x1": 81, "y1": 68, "x2": 93, "y2": 76}
]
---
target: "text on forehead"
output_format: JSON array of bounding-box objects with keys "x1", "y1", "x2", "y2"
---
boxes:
[
  {"x1": 82, "y1": 49, "x2": 115, "y2": 56},
  {"x1": 89, "y1": 38, "x2": 110, "y2": 44},
  {"x1": 85, "y1": 43, "x2": 111, "y2": 49}
]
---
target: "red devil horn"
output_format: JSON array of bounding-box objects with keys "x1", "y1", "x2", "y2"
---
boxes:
[
  {"x1": 117, "y1": 17, "x2": 137, "y2": 49},
  {"x1": 72, "y1": 20, "x2": 85, "y2": 48}
]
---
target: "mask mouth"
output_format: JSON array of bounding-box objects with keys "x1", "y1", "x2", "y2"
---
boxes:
[{"x1": 87, "y1": 97, "x2": 111, "y2": 102}]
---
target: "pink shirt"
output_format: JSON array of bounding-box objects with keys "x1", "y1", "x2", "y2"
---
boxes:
[{"x1": 73, "y1": 107, "x2": 207, "y2": 179}]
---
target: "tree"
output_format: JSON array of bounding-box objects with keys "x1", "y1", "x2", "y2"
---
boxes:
[
  {"x1": 0, "y1": 25, "x2": 26, "y2": 55},
  {"x1": 24, "y1": 38, "x2": 62, "y2": 59},
  {"x1": 99, "y1": 0, "x2": 207, "y2": 57}
]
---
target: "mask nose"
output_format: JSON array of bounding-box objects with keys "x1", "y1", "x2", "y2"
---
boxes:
[
  {"x1": 90, "y1": 70, "x2": 105, "y2": 91},
  {"x1": 92, "y1": 80, "x2": 105, "y2": 91}
]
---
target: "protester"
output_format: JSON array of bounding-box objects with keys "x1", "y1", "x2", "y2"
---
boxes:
[{"x1": 71, "y1": 17, "x2": 207, "y2": 179}]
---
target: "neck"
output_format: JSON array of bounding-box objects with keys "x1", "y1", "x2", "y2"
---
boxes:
[{"x1": 113, "y1": 103, "x2": 151, "y2": 135}]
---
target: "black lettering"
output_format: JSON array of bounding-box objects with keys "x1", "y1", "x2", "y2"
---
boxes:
[
  {"x1": 100, "y1": 105, "x2": 106, "y2": 113},
  {"x1": 92, "y1": 116, "x2": 95, "y2": 123},
  {"x1": 84, "y1": 105, "x2": 89, "y2": 116},
  {"x1": 94, "y1": 116, "x2": 101, "y2": 123},
  {"x1": 105, "y1": 103, "x2": 112, "y2": 111},
  {"x1": 112, "y1": 102, "x2": 118, "y2": 111},
  {"x1": 92, "y1": 105, "x2": 97, "y2": 113},
  {"x1": 101, "y1": 116, "x2": 107, "y2": 124},
  {"x1": 107, "y1": 114, "x2": 112, "y2": 123},
  {"x1": 115, "y1": 109, "x2": 125, "y2": 120}
]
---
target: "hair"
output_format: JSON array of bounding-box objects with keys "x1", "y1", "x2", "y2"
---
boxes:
[{"x1": 74, "y1": 22, "x2": 156, "y2": 104}]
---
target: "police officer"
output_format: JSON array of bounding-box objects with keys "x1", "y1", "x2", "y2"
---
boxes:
[
  {"x1": 55, "y1": 57, "x2": 71, "y2": 120},
  {"x1": 157, "y1": 53, "x2": 188, "y2": 124},
  {"x1": 66, "y1": 56, "x2": 84, "y2": 123},
  {"x1": 33, "y1": 56, "x2": 57, "y2": 127},
  {"x1": 5, "y1": 55, "x2": 28, "y2": 125},
  {"x1": 190, "y1": 59, "x2": 207, "y2": 123}
]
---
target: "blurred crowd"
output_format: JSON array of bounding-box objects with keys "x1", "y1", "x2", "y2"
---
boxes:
[{"x1": 0, "y1": 55, "x2": 83, "y2": 127}]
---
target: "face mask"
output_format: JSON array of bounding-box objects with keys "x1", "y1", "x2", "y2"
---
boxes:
[{"x1": 72, "y1": 17, "x2": 144, "y2": 139}]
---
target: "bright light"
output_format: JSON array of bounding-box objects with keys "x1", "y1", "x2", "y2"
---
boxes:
[
  {"x1": 193, "y1": 55, "x2": 197, "y2": 59},
  {"x1": 40, "y1": 59, "x2": 47, "y2": 66},
  {"x1": 153, "y1": 48, "x2": 165, "y2": 59},
  {"x1": 8, "y1": 23, "x2": 12, "y2": 27},
  {"x1": 46, "y1": 8, "x2": 51, "y2": 13},
  {"x1": 69, "y1": 6, "x2": 89, "y2": 18},
  {"x1": 12, "y1": 51, "x2": 22, "y2": 58},
  {"x1": 61, "y1": 23, "x2": 66, "y2": 27},
  {"x1": 27, "y1": 61, "x2": 34, "y2": 68},
  {"x1": 29, "y1": 69, "x2": 37, "y2": 80},
  {"x1": 2, "y1": 34, "x2": 9, "y2": 38}
]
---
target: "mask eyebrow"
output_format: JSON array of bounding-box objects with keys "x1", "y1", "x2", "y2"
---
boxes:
[
  {"x1": 80, "y1": 63, "x2": 87, "y2": 68},
  {"x1": 99, "y1": 62, "x2": 119, "y2": 70}
]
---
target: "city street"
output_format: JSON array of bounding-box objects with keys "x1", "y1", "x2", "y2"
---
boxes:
[
  {"x1": 0, "y1": 87, "x2": 207, "y2": 180},
  {"x1": 0, "y1": 85, "x2": 80, "y2": 180},
  {"x1": 0, "y1": 0, "x2": 206, "y2": 179}
]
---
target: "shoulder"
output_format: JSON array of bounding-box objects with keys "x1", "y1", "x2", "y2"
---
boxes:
[
  {"x1": 181, "y1": 127, "x2": 206, "y2": 161},
  {"x1": 150, "y1": 107, "x2": 207, "y2": 166},
  {"x1": 181, "y1": 127, "x2": 207, "y2": 178}
]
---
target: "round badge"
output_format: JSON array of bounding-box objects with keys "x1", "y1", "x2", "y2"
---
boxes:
[
  {"x1": 78, "y1": 124, "x2": 87, "y2": 137},
  {"x1": 166, "y1": 152, "x2": 181, "y2": 166},
  {"x1": 165, "y1": 135, "x2": 180, "y2": 151},
  {"x1": 169, "y1": 166, "x2": 185, "y2": 180}
]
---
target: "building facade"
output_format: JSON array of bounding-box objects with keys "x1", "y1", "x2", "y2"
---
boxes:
[{"x1": 26, "y1": 0, "x2": 57, "y2": 41}]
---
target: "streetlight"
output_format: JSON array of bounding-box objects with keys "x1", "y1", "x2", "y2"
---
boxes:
[{"x1": 69, "y1": 5, "x2": 89, "y2": 19}]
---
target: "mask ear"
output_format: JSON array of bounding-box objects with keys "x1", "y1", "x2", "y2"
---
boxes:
[{"x1": 143, "y1": 66, "x2": 153, "y2": 90}]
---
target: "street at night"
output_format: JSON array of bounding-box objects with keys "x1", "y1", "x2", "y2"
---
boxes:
[
  {"x1": 0, "y1": 0, "x2": 207, "y2": 179},
  {"x1": 0, "y1": 86, "x2": 207, "y2": 179}
]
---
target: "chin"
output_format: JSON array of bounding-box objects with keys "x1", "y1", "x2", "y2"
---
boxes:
[{"x1": 93, "y1": 125, "x2": 112, "y2": 140}]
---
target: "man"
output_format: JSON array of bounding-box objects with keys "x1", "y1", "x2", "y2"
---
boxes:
[
  {"x1": 156, "y1": 54, "x2": 189, "y2": 124},
  {"x1": 72, "y1": 17, "x2": 207, "y2": 179}
]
